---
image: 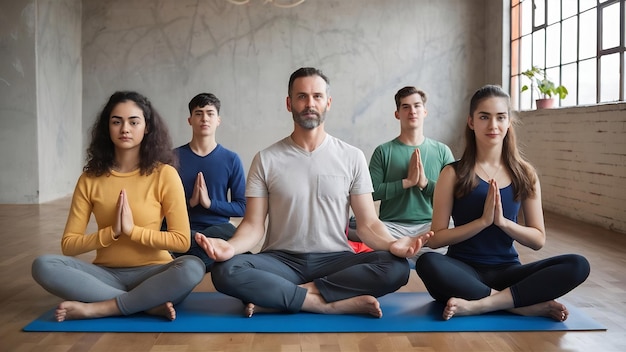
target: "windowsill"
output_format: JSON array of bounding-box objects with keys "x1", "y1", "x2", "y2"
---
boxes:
[{"x1": 517, "y1": 101, "x2": 626, "y2": 115}]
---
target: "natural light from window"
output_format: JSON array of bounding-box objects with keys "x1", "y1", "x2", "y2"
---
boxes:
[{"x1": 511, "y1": 0, "x2": 625, "y2": 110}]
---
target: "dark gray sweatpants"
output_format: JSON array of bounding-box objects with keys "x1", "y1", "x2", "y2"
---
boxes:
[{"x1": 211, "y1": 250, "x2": 410, "y2": 313}]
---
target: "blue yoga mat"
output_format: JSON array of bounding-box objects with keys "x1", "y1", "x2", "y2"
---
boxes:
[{"x1": 23, "y1": 292, "x2": 605, "y2": 333}]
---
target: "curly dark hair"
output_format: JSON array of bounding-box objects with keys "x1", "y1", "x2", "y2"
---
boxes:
[{"x1": 84, "y1": 91, "x2": 176, "y2": 176}]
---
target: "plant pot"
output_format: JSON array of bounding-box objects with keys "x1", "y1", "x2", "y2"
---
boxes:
[{"x1": 535, "y1": 98, "x2": 555, "y2": 109}]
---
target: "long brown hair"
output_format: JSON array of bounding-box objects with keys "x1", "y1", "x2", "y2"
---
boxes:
[{"x1": 455, "y1": 85, "x2": 536, "y2": 201}]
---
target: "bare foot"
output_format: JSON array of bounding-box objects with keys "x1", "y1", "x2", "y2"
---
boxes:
[
  {"x1": 55, "y1": 301, "x2": 99, "y2": 322},
  {"x1": 304, "y1": 294, "x2": 382, "y2": 318},
  {"x1": 245, "y1": 294, "x2": 382, "y2": 318},
  {"x1": 55, "y1": 298, "x2": 123, "y2": 322},
  {"x1": 244, "y1": 303, "x2": 279, "y2": 317},
  {"x1": 246, "y1": 303, "x2": 254, "y2": 317},
  {"x1": 442, "y1": 297, "x2": 479, "y2": 320},
  {"x1": 328, "y1": 295, "x2": 382, "y2": 317},
  {"x1": 145, "y1": 302, "x2": 176, "y2": 321},
  {"x1": 443, "y1": 297, "x2": 570, "y2": 322},
  {"x1": 509, "y1": 300, "x2": 569, "y2": 321}
]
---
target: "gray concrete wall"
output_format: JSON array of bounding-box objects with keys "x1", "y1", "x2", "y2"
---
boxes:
[
  {"x1": 37, "y1": 0, "x2": 82, "y2": 203},
  {"x1": 0, "y1": 0, "x2": 39, "y2": 203},
  {"x1": 1, "y1": 0, "x2": 506, "y2": 204},
  {"x1": 0, "y1": 0, "x2": 82, "y2": 204},
  {"x1": 81, "y1": 0, "x2": 499, "y2": 173}
]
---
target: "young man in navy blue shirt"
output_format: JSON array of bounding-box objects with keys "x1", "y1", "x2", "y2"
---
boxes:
[{"x1": 171, "y1": 93, "x2": 246, "y2": 272}]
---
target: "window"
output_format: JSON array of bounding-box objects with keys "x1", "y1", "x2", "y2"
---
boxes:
[{"x1": 511, "y1": 0, "x2": 626, "y2": 110}]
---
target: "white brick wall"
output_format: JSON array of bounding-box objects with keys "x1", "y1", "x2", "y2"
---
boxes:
[{"x1": 517, "y1": 103, "x2": 626, "y2": 234}]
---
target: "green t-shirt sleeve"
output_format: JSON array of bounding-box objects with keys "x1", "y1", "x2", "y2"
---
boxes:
[{"x1": 369, "y1": 144, "x2": 405, "y2": 201}]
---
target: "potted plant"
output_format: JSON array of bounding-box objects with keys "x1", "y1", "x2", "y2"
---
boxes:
[{"x1": 520, "y1": 66, "x2": 568, "y2": 109}]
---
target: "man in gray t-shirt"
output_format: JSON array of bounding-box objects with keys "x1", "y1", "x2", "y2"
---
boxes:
[{"x1": 196, "y1": 67, "x2": 432, "y2": 318}]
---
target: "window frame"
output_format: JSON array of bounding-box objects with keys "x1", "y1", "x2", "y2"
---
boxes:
[{"x1": 510, "y1": 0, "x2": 625, "y2": 110}]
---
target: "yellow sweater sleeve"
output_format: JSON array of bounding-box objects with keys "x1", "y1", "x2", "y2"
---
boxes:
[{"x1": 61, "y1": 164, "x2": 191, "y2": 267}]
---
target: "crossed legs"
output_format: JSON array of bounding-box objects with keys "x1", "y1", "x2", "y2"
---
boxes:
[
  {"x1": 416, "y1": 253, "x2": 589, "y2": 321},
  {"x1": 210, "y1": 250, "x2": 409, "y2": 318},
  {"x1": 32, "y1": 254, "x2": 205, "y2": 322}
]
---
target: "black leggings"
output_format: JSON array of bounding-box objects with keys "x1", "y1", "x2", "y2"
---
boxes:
[{"x1": 415, "y1": 253, "x2": 590, "y2": 307}]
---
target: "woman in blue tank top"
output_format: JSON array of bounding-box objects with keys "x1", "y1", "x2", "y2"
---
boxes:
[{"x1": 415, "y1": 85, "x2": 590, "y2": 321}]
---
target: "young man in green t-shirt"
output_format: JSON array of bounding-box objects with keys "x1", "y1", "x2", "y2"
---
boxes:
[{"x1": 349, "y1": 86, "x2": 454, "y2": 263}]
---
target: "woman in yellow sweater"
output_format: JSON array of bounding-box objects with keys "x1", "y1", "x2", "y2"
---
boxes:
[{"x1": 32, "y1": 91, "x2": 205, "y2": 322}]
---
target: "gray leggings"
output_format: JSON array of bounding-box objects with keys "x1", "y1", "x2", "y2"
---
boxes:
[{"x1": 31, "y1": 254, "x2": 205, "y2": 315}]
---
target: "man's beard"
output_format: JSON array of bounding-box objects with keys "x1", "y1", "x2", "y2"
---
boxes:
[{"x1": 292, "y1": 108, "x2": 326, "y2": 129}]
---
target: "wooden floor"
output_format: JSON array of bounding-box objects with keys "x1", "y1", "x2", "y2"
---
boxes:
[{"x1": 1, "y1": 197, "x2": 625, "y2": 352}]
